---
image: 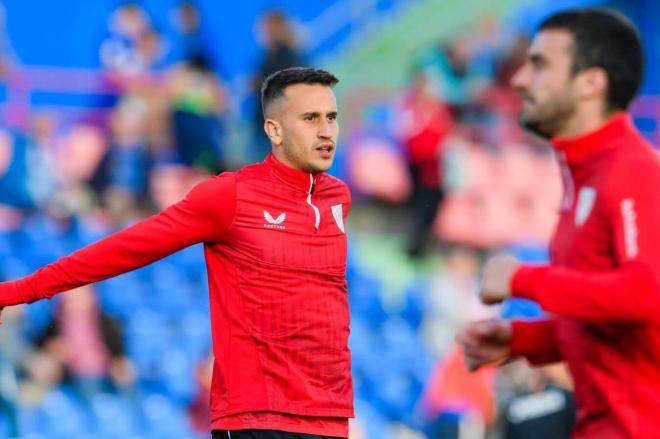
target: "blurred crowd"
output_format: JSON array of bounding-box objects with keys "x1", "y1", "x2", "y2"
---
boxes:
[{"x1": 0, "y1": 2, "x2": 580, "y2": 439}]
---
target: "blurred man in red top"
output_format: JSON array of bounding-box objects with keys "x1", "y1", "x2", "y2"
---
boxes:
[
  {"x1": 399, "y1": 70, "x2": 454, "y2": 257},
  {"x1": 457, "y1": 8, "x2": 660, "y2": 439},
  {"x1": 0, "y1": 68, "x2": 353, "y2": 439}
]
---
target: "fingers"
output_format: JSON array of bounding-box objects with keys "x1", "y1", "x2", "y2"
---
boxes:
[
  {"x1": 456, "y1": 319, "x2": 513, "y2": 372},
  {"x1": 457, "y1": 324, "x2": 487, "y2": 371},
  {"x1": 465, "y1": 319, "x2": 503, "y2": 340},
  {"x1": 0, "y1": 307, "x2": 4, "y2": 325}
]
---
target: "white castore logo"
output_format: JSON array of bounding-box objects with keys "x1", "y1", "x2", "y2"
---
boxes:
[{"x1": 264, "y1": 211, "x2": 286, "y2": 230}]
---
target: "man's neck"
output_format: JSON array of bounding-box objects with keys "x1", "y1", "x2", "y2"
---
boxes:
[{"x1": 555, "y1": 105, "x2": 613, "y2": 140}]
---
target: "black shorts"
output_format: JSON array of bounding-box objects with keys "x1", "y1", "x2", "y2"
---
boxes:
[{"x1": 211, "y1": 430, "x2": 345, "y2": 439}]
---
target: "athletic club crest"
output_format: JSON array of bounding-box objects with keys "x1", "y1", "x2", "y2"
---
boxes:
[
  {"x1": 331, "y1": 204, "x2": 345, "y2": 233},
  {"x1": 575, "y1": 187, "x2": 597, "y2": 226}
]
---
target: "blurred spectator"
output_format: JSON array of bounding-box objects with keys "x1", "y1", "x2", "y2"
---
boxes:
[
  {"x1": 422, "y1": 346, "x2": 495, "y2": 438},
  {"x1": 167, "y1": 56, "x2": 228, "y2": 173},
  {"x1": 417, "y1": 36, "x2": 491, "y2": 118},
  {"x1": 252, "y1": 10, "x2": 305, "y2": 158},
  {"x1": 100, "y1": 5, "x2": 170, "y2": 148},
  {"x1": 148, "y1": 162, "x2": 204, "y2": 211},
  {"x1": 25, "y1": 113, "x2": 61, "y2": 210},
  {"x1": 34, "y1": 286, "x2": 136, "y2": 401},
  {"x1": 501, "y1": 363, "x2": 575, "y2": 439},
  {"x1": 135, "y1": 28, "x2": 169, "y2": 74},
  {"x1": 397, "y1": 70, "x2": 454, "y2": 257},
  {"x1": 0, "y1": 128, "x2": 39, "y2": 210},
  {"x1": 477, "y1": 34, "x2": 530, "y2": 145},
  {"x1": 0, "y1": 350, "x2": 19, "y2": 439},
  {"x1": 171, "y1": 2, "x2": 205, "y2": 62},
  {"x1": 44, "y1": 124, "x2": 107, "y2": 219},
  {"x1": 188, "y1": 353, "x2": 213, "y2": 434},
  {"x1": 0, "y1": 1, "x2": 16, "y2": 79},
  {"x1": 100, "y1": 3, "x2": 152, "y2": 75},
  {"x1": 0, "y1": 306, "x2": 31, "y2": 372},
  {"x1": 90, "y1": 96, "x2": 152, "y2": 222}
]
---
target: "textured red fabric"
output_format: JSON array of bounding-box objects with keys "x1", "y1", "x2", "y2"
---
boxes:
[
  {"x1": 509, "y1": 113, "x2": 660, "y2": 438},
  {"x1": 0, "y1": 154, "x2": 353, "y2": 436},
  {"x1": 509, "y1": 319, "x2": 561, "y2": 365}
]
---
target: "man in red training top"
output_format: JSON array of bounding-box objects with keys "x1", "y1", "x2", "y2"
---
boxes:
[
  {"x1": 0, "y1": 67, "x2": 353, "y2": 439},
  {"x1": 457, "y1": 8, "x2": 660, "y2": 439}
]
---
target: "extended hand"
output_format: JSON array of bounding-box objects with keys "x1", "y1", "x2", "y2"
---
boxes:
[
  {"x1": 456, "y1": 319, "x2": 513, "y2": 372},
  {"x1": 479, "y1": 255, "x2": 520, "y2": 304}
]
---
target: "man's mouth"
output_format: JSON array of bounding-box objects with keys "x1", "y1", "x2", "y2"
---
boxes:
[
  {"x1": 315, "y1": 143, "x2": 334, "y2": 153},
  {"x1": 520, "y1": 92, "x2": 534, "y2": 104}
]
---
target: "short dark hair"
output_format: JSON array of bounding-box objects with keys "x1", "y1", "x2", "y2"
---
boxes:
[
  {"x1": 261, "y1": 67, "x2": 339, "y2": 116},
  {"x1": 538, "y1": 8, "x2": 643, "y2": 111}
]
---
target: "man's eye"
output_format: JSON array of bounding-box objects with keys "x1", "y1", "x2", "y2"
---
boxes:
[{"x1": 531, "y1": 59, "x2": 545, "y2": 70}]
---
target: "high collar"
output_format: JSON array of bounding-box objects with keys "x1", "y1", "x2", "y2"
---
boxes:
[
  {"x1": 551, "y1": 112, "x2": 633, "y2": 164},
  {"x1": 265, "y1": 153, "x2": 325, "y2": 192}
]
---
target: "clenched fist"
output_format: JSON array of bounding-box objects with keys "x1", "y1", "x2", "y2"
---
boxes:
[
  {"x1": 456, "y1": 319, "x2": 513, "y2": 372},
  {"x1": 479, "y1": 255, "x2": 520, "y2": 305}
]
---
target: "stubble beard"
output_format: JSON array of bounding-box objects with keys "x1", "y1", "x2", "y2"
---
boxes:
[{"x1": 519, "y1": 93, "x2": 576, "y2": 139}]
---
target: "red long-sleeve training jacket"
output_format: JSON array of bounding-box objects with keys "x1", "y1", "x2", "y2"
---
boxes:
[
  {"x1": 0, "y1": 154, "x2": 354, "y2": 437},
  {"x1": 509, "y1": 113, "x2": 660, "y2": 438}
]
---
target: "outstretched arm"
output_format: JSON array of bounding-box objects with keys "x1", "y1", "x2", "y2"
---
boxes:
[{"x1": 0, "y1": 174, "x2": 236, "y2": 306}]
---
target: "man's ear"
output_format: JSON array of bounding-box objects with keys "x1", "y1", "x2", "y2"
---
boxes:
[
  {"x1": 264, "y1": 118, "x2": 282, "y2": 145},
  {"x1": 577, "y1": 67, "x2": 608, "y2": 100}
]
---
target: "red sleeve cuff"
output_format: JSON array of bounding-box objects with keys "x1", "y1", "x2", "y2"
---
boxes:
[
  {"x1": 509, "y1": 320, "x2": 537, "y2": 356},
  {"x1": 0, "y1": 276, "x2": 38, "y2": 307},
  {"x1": 509, "y1": 319, "x2": 561, "y2": 364},
  {"x1": 511, "y1": 265, "x2": 549, "y2": 301}
]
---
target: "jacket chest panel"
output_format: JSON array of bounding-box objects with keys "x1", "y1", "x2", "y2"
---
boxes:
[
  {"x1": 552, "y1": 183, "x2": 614, "y2": 270},
  {"x1": 228, "y1": 182, "x2": 347, "y2": 270}
]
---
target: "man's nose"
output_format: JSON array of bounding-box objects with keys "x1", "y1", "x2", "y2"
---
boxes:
[
  {"x1": 318, "y1": 119, "x2": 333, "y2": 138},
  {"x1": 510, "y1": 63, "x2": 529, "y2": 91}
]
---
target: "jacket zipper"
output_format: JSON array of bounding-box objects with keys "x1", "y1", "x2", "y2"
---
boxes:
[{"x1": 307, "y1": 174, "x2": 320, "y2": 230}]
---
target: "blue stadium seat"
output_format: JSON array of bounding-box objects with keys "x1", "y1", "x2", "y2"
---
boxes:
[
  {"x1": 91, "y1": 393, "x2": 136, "y2": 438},
  {"x1": 97, "y1": 274, "x2": 148, "y2": 320},
  {"x1": 141, "y1": 393, "x2": 194, "y2": 438},
  {"x1": 37, "y1": 389, "x2": 87, "y2": 439},
  {"x1": 178, "y1": 310, "x2": 212, "y2": 359},
  {"x1": 126, "y1": 309, "x2": 171, "y2": 379},
  {"x1": 160, "y1": 348, "x2": 196, "y2": 404}
]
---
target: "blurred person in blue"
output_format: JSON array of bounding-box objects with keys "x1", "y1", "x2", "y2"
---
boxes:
[
  {"x1": 167, "y1": 55, "x2": 229, "y2": 174},
  {"x1": 171, "y1": 1, "x2": 205, "y2": 62},
  {"x1": 0, "y1": 0, "x2": 15, "y2": 79},
  {"x1": 26, "y1": 113, "x2": 65, "y2": 211},
  {"x1": 100, "y1": 3, "x2": 152, "y2": 75},
  {"x1": 0, "y1": 129, "x2": 36, "y2": 212},
  {"x1": 0, "y1": 295, "x2": 30, "y2": 439},
  {"x1": 417, "y1": 35, "x2": 492, "y2": 119},
  {"x1": 252, "y1": 11, "x2": 305, "y2": 159},
  {"x1": 0, "y1": 349, "x2": 19, "y2": 439},
  {"x1": 90, "y1": 96, "x2": 153, "y2": 223}
]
